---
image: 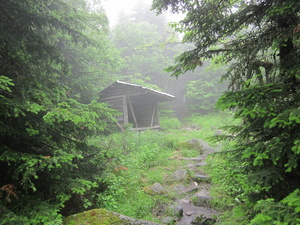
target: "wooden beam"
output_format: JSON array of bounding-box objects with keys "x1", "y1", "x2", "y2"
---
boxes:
[
  {"x1": 127, "y1": 96, "x2": 138, "y2": 128},
  {"x1": 132, "y1": 125, "x2": 160, "y2": 131},
  {"x1": 116, "y1": 122, "x2": 124, "y2": 131},
  {"x1": 100, "y1": 91, "x2": 147, "y2": 100}
]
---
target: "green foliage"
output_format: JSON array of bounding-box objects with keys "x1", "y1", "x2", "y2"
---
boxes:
[{"x1": 250, "y1": 189, "x2": 300, "y2": 225}]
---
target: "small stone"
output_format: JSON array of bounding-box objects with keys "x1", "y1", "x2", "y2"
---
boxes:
[
  {"x1": 193, "y1": 174, "x2": 211, "y2": 182},
  {"x1": 214, "y1": 130, "x2": 222, "y2": 136},
  {"x1": 195, "y1": 162, "x2": 207, "y2": 167},
  {"x1": 185, "y1": 211, "x2": 193, "y2": 216}
]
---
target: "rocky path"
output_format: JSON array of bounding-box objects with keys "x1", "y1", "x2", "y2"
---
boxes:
[
  {"x1": 174, "y1": 154, "x2": 218, "y2": 225},
  {"x1": 174, "y1": 144, "x2": 217, "y2": 224},
  {"x1": 149, "y1": 139, "x2": 219, "y2": 224}
]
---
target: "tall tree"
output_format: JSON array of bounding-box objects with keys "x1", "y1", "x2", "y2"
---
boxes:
[
  {"x1": 153, "y1": 0, "x2": 300, "y2": 223},
  {"x1": 112, "y1": 11, "x2": 178, "y2": 91},
  {"x1": 0, "y1": 0, "x2": 120, "y2": 223}
]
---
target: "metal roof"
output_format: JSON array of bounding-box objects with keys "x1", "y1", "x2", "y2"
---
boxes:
[{"x1": 100, "y1": 80, "x2": 175, "y2": 101}]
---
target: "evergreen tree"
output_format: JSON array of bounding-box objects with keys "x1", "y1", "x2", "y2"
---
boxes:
[
  {"x1": 0, "y1": 0, "x2": 120, "y2": 223},
  {"x1": 185, "y1": 61, "x2": 228, "y2": 114},
  {"x1": 153, "y1": 0, "x2": 300, "y2": 223}
]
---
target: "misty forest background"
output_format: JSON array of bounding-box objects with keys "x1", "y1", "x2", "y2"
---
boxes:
[{"x1": 1, "y1": 0, "x2": 300, "y2": 224}]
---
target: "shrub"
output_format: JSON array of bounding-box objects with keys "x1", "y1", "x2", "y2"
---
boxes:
[{"x1": 160, "y1": 117, "x2": 182, "y2": 130}]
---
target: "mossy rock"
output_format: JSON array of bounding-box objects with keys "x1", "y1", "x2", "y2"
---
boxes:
[
  {"x1": 63, "y1": 209, "x2": 161, "y2": 225},
  {"x1": 143, "y1": 182, "x2": 167, "y2": 196},
  {"x1": 63, "y1": 209, "x2": 130, "y2": 225},
  {"x1": 177, "y1": 141, "x2": 197, "y2": 150}
]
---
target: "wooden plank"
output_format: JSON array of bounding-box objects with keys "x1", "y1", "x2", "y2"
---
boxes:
[{"x1": 127, "y1": 96, "x2": 138, "y2": 128}]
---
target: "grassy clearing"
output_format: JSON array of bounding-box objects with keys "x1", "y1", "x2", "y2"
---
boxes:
[{"x1": 91, "y1": 112, "x2": 237, "y2": 222}]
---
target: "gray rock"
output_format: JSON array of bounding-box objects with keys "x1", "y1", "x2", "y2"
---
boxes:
[
  {"x1": 172, "y1": 169, "x2": 188, "y2": 181},
  {"x1": 195, "y1": 162, "x2": 207, "y2": 167},
  {"x1": 193, "y1": 174, "x2": 211, "y2": 183},
  {"x1": 181, "y1": 156, "x2": 203, "y2": 161},
  {"x1": 180, "y1": 186, "x2": 199, "y2": 194},
  {"x1": 167, "y1": 204, "x2": 183, "y2": 217},
  {"x1": 186, "y1": 139, "x2": 214, "y2": 155},
  {"x1": 191, "y1": 214, "x2": 216, "y2": 225},
  {"x1": 144, "y1": 182, "x2": 167, "y2": 195},
  {"x1": 172, "y1": 184, "x2": 186, "y2": 193},
  {"x1": 214, "y1": 130, "x2": 222, "y2": 136},
  {"x1": 192, "y1": 196, "x2": 212, "y2": 207},
  {"x1": 190, "y1": 123, "x2": 201, "y2": 130},
  {"x1": 185, "y1": 211, "x2": 194, "y2": 216},
  {"x1": 160, "y1": 216, "x2": 175, "y2": 224}
]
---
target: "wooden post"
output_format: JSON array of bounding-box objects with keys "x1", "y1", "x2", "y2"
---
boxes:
[
  {"x1": 151, "y1": 104, "x2": 156, "y2": 127},
  {"x1": 127, "y1": 96, "x2": 138, "y2": 128},
  {"x1": 123, "y1": 95, "x2": 128, "y2": 124}
]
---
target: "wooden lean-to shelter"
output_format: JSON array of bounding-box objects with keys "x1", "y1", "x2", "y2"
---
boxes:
[{"x1": 99, "y1": 81, "x2": 175, "y2": 131}]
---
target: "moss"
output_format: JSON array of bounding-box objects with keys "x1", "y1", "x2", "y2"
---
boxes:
[
  {"x1": 143, "y1": 186, "x2": 156, "y2": 195},
  {"x1": 63, "y1": 209, "x2": 131, "y2": 225}
]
